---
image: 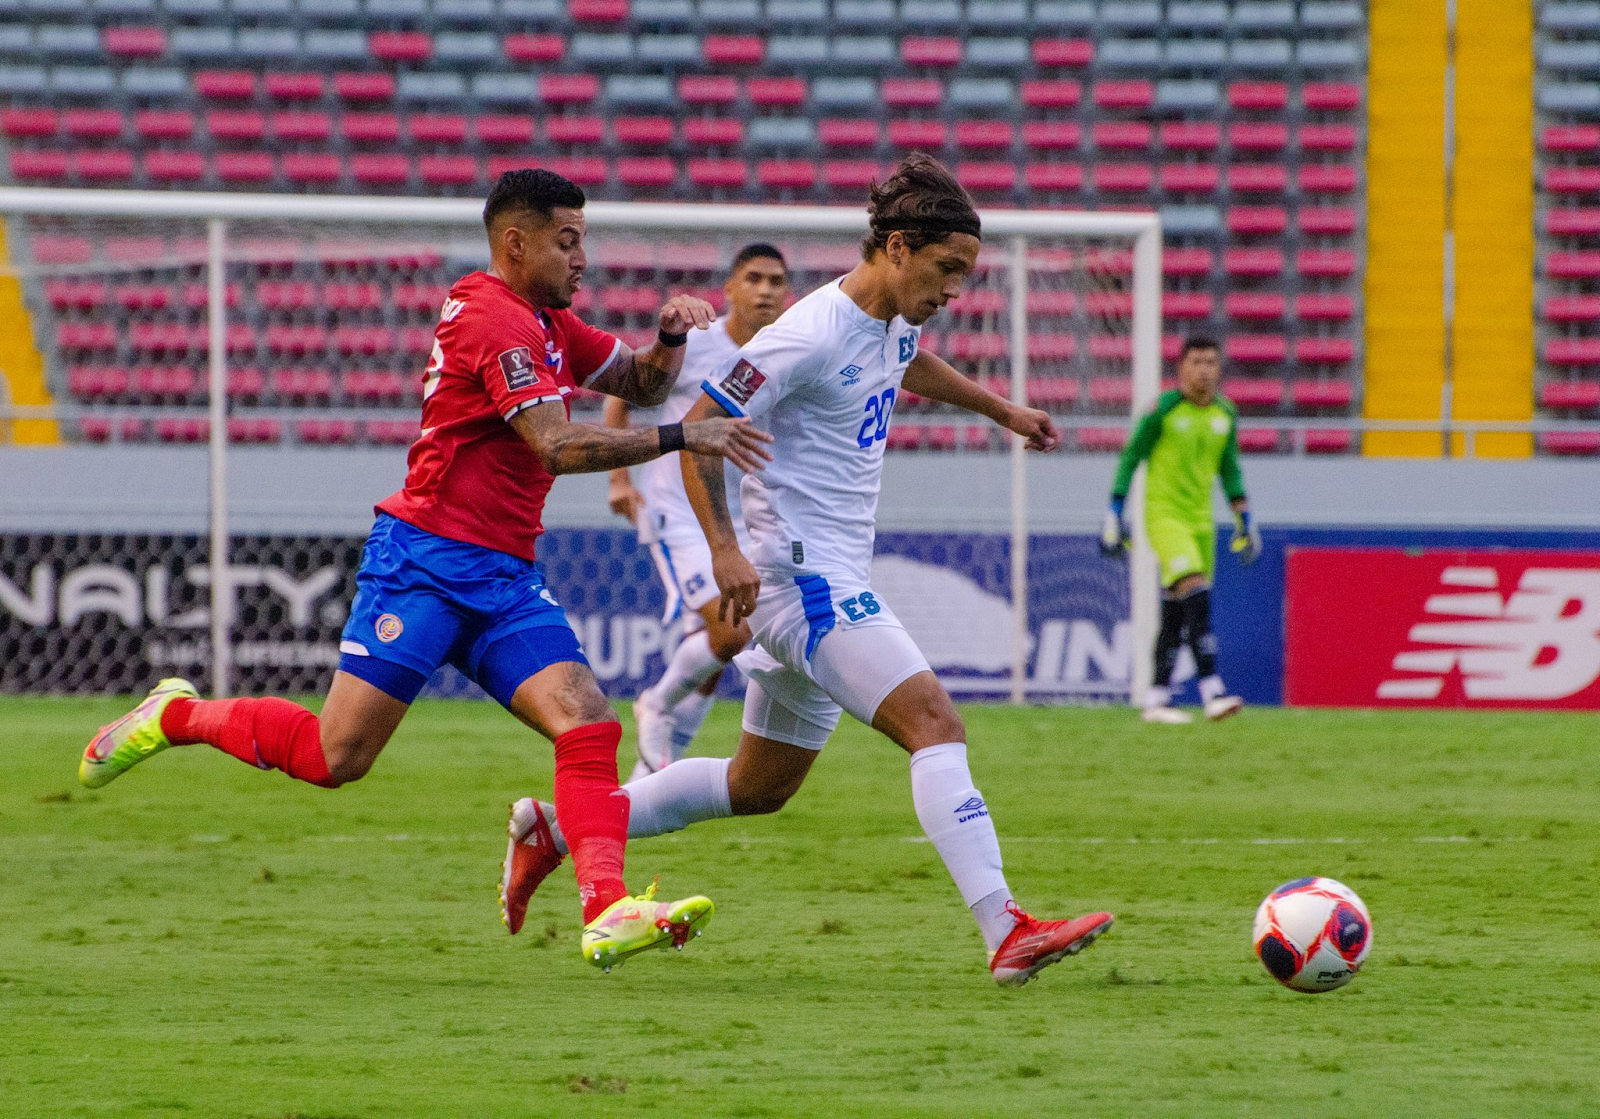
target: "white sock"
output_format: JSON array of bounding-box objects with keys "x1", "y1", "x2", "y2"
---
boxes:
[
  {"x1": 668, "y1": 690, "x2": 717, "y2": 761},
  {"x1": 644, "y1": 629, "x2": 726, "y2": 713},
  {"x1": 909, "y1": 742, "x2": 1016, "y2": 953},
  {"x1": 547, "y1": 757, "x2": 733, "y2": 857},
  {"x1": 1199, "y1": 675, "x2": 1226, "y2": 704},
  {"x1": 1145, "y1": 684, "x2": 1171, "y2": 709}
]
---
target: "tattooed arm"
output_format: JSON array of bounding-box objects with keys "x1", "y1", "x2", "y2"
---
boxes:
[{"x1": 511, "y1": 398, "x2": 773, "y2": 477}]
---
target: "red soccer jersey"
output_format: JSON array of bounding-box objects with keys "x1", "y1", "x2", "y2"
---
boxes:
[{"x1": 376, "y1": 271, "x2": 622, "y2": 559}]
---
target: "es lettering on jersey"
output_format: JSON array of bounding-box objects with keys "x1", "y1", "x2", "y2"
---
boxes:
[{"x1": 377, "y1": 271, "x2": 622, "y2": 560}]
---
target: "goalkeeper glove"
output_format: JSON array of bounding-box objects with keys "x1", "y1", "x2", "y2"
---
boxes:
[
  {"x1": 1231, "y1": 508, "x2": 1262, "y2": 565},
  {"x1": 1099, "y1": 496, "x2": 1130, "y2": 558}
]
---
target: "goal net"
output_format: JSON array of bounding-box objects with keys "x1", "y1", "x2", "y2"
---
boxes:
[{"x1": 0, "y1": 188, "x2": 1159, "y2": 703}]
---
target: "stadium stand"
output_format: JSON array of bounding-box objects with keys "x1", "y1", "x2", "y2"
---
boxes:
[{"x1": 0, "y1": 0, "x2": 1366, "y2": 449}]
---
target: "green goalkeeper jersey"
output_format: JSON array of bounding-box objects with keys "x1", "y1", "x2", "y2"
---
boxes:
[{"x1": 1111, "y1": 389, "x2": 1246, "y2": 527}]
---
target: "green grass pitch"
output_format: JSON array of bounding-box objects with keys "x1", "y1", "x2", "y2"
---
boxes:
[{"x1": 4, "y1": 696, "x2": 1599, "y2": 1117}]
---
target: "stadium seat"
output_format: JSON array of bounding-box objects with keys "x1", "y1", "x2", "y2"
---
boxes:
[
  {"x1": 1094, "y1": 163, "x2": 1153, "y2": 192},
  {"x1": 680, "y1": 75, "x2": 738, "y2": 105},
  {"x1": 956, "y1": 162, "x2": 1014, "y2": 192},
  {"x1": 1231, "y1": 123, "x2": 1289, "y2": 152},
  {"x1": 1303, "y1": 429, "x2": 1354, "y2": 454},
  {"x1": 954, "y1": 121, "x2": 1013, "y2": 149},
  {"x1": 1545, "y1": 210, "x2": 1600, "y2": 236},
  {"x1": 345, "y1": 371, "x2": 408, "y2": 401},
  {"x1": 104, "y1": 27, "x2": 166, "y2": 57},
  {"x1": 1296, "y1": 249, "x2": 1355, "y2": 278},
  {"x1": 902, "y1": 37, "x2": 962, "y2": 66},
  {"x1": 1546, "y1": 167, "x2": 1600, "y2": 194},
  {"x1": 207, "y1": 111, "x2": 267, "y2": 141},
  {"x1": 1303, "y1": 83, "x2": 1362, "y2": 110},
  {"x1": 1156, "y1": 80, "x2": 1222, "y2": 111},
  {"x1": 1160, "y1": 122, "x2": 1220, "y2": 151},
  {"x1": 1299, "y1": 165, "x2": 1360, "y2": 193},
  {"x1": 343, "y1": 112, "x2": 401, "y2": 143},
  {"x1": 1299, "y1": 207, "x2": 1359, "y2": 235},
  {"x1": 135, "y1": 110, "x2": 196, "y2": 140},
  {"x1": 614, "y1": 116, "x2": 673, "y2": 145},
  {"x1": 1300, "y1": 124, "x2": 1359, "y2": 153},
  {"x1": 818, "y1": 119, "x2": 879, "y2": 149},
  {"x1": 271, "y1": 112, "x2": 333, "y2": 142},
  {"x1": 265, "y1": 73, "x2": 324, "y2": 101},
  {"x1": 1022, "y1": 80, "x2": 1082, "y2": 108},
  {"x1": 882, "y1": 78, "x2": 943, "y2": 108},
  {"x1": 1542, "y1": 125, "x2": 1600, "y2": 153},
  {"x1": 228, "y1": 418, "x2": 282, "y2": 445},
  {"x1": 2, "y1": 109, "x2": 57, "y2": 138},
  {"x1": 1237, "y1": 428, "x2": 1281, "y2": 453},
  {"x1": 617, "y1": 157, "x2": 676, "y2": 187},
  {"x1": 757, "y1": 159, "x2": 815, "y2": 189},
  {"x1": 370, "y1": 32, "x2": 432, "y2": 62},
  {"x1": 1160, "y1": 163, "x2": 1220, "y2": 192},
  {"x1": 63, "y1": 110, "x2": 123, "y2": 139},
  {"x1": 746, "y1": 77, "x2": 806, "y2": 106},
  {"x1": 887, "y1": 120, "x2": 947, "y2": 148},
  {"x1": 1227, "y1": 335, "x2": 1288, "y2": 363},
  {"x1": 1228, "y1": 206, "x2": 1288, "y2": 234},
  {"x1": 1291, "y1": 380, "x2": 1355, "y2": 410},
  {"x1": 409, "y1": 114, "x2": 469, "y2": 143},
  {"x1": 539, "y1": 75, "x2": 600, "y2": 105},
  {"x1": 297, "y1": 419, "x2": 360, "y2": 445},
  {"x1": 1225, "y1": 249, "x2": 1285, "y2": 277},
  {"x1": 1295, "y1": 294, "x2": 1356, "y2": 321},
  {"x1": 684, "y1": 118, "x2": 742, "y2": 146},
  {"x1": 155, "y1": 418, "x2": 210, "y2": 444},
  {"x1": 334, "y1": 73, "x2": 395, "y2": 101},
  {"x1": 1539, "y1": 431, "x2": 1600, "y2": 456},
  {"x1": 1034, "y1": 38, "x2": 1093, "y2": 66},
  {"x1": 284, "y1": 153, "x2": 341, "y2": 184},
  {"x1": 505, "y1": 34, "x2": 564, "y2": 62},
  {"x1": 1295, "y1": 338, "x2": 1356, "y2": 364},
  {"x1": 1550, "y1": 254, "x2": 1600, "y2": 280},
  {"x1": 1022, "y1": 122, "x2": 1081, "y2": 151},
  {"x1": 1093, "y1": 122, "x2": 1152, "y2": 151},
  {"x1": 1092, "y1": 81, "x2": 1154, "y2": 109},
  {"x1": 1540, "y1": 380, "x2": 1600, "y2": 409},
  {"x1": 823, "y1": 160, "x2": 879, "y2": 188},
  {"x1": 703, "y1": 35, "x2": 763, "y2": 64},
  {"x1": 1164, "y1": 248, "x2": 1214, "y2": 276},
  {"x1": 1228, "y1": 81, "x2": 1287, "y2": 110},
  {"x1": 365, "y1": 420, "x2": 417, "y2": 445},
  {"x1": 547, "y1": 116, "x2": 605, "y2": 144},
  {"x1": 1226, "y1": 293, "x2": 1286, "y2": 320},
  {"x1": 1544, "y1": 338, "x2": 1600, "y2": 365},
  {"x1": 1077, "y1": 427, "x2": 1127, "y2": 452},
  {"x1": 1229, "y1": 164, "x2": 1290, "y2": 192}
]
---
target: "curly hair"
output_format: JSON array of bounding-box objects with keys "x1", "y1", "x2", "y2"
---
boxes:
[{"x1": 861, "y1": 153, "x2": 981, "y2": 259}]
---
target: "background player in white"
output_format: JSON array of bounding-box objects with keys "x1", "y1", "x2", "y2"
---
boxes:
[
  {"x1": 504, "y1": 155, "x2": 1114, "y2": 985},
  {"x1": 601, "y1": 245, "x2": 790, "y2": 778}
]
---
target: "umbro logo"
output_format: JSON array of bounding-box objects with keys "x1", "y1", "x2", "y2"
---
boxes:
[
  {"x1": 955, "y1": 796, "x2": 988, "y2": 823},
  {"x1": 837, "y1": 363, "x2": 862, "y2": 386}
]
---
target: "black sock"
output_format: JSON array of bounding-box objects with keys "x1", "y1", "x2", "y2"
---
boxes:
[
  {"x1": 1180, "y1": 587, "x2": 1217, "y2": 679},
  {"x1": 1153, "y1": 597, "x2": 1184, "y2": 687}
]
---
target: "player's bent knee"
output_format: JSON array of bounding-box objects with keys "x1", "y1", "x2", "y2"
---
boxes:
[
  {"x1": 728, "y1": 780, "x2": 798, "y2": 816},
  {"x1": 319, "y1": 735, "x2": 379, "y2": 786}
]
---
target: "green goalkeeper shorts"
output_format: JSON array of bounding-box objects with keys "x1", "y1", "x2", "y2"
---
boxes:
[{"x1": 1146, "y1": 517, "x2": 1214, "y2": 587}]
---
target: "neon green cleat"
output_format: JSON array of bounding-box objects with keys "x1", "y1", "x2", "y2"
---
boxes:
[
  {"x1": 78, "y1": 678, "x2": 197, "y2": 789},
  {"x1": 580, "y1": 879, "x2": 713, "y2": 973}
]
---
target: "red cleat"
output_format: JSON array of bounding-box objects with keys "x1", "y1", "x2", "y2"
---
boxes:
[
  {"x1": 500, "y1": 798, "x2": 564, "y2": 935},
  {"x1": 989, "y1": 902, "x2": 1114, "y2": 987}
]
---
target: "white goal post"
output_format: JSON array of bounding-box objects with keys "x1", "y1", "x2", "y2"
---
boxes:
[{"x1": 0, "y1": 186, "x2": 1161, "y2": 704}]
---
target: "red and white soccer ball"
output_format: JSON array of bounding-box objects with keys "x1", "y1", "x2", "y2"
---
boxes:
[{"x1": 1252, "y1": 876, "x2": 1372, "y2": 993}]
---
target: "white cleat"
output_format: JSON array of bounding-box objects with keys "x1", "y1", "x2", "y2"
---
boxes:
[
  {"x1": 1141, "y1": 705, "x2": 1194, "y2": 725},
  {"x1": 1204, "y1": 695, "x2": 1244, "y2": 721},
  {"x1": 630, "y1": 692, "x2": 674, "y2": 781}
]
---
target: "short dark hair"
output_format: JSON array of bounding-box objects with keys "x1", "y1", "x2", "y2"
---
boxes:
[
  {"x1": 730, "y1": 242, "x2": 787, "y2": 273},
  {"x1": 482, "y1": 168, "x2": 586, "y2": 231},
  {"x1": 1180, "y1": 336, "x2": 1220, "y2": 359},
  {"x1": 862, "y1": 153, "x2": 981, "y2": 260}
]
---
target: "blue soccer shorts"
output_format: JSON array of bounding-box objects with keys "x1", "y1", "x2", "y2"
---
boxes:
[{"x1": 337, "y1": 513, "x2": 588, "y2": 707}]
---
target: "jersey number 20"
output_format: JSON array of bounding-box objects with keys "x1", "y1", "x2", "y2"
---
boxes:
[{"x1": 856, "y1": 388, "x2": 897, "y2": 449}]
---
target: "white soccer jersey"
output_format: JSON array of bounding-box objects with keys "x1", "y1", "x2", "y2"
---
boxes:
[
  {"x1": 631, "y1": 319, "x2": 743, "y2": 544},
  {"x1": 702, "y1": 278, "x2": 921, "y2": 583}
]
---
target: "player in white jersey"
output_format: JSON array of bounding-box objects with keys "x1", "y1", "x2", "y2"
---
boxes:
[
  {"x1": 503, "y1": 155, "x2": 1114, "y2": 985},
  {"x1": 601, "y1": 245, "x2": 790, "y2": 779}
]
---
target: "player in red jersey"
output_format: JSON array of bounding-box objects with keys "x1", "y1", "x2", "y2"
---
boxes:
[{"x1": 78, "y1": 169, "x2": 772, "y2": 970}]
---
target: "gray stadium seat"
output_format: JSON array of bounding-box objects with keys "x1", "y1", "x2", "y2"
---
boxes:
[
  {"x1": 949, "y1": 78, "x2": 1013, "y2": 109},
  {"x1": 1165, "y1": 39, "x2": 1227, "y2": 68},
  {"x1": 1296, "y1": 41, "x2": 1362, "y2": 68},
  {"x1": 473, "y1": 72, "x2": 535, "y2": 102},
  {"x1": 605, "y1": 75, "x2": 674, "y2": 106},
  {"x1": 1301, "y1": 1, "x2": 1362, "y2": 28},
  {"x1": 365, "y1": 0, "x2": 427, "y2": 15},
  {"x1": 170, "y1": 27, "x2": 237, "y2": 59},
  {"x1": 121, "y1": 66, "x2": 187, "y2": 96},
  {"x1": 303, "y1": 29, "x2": 366, "y2": 60},
  {"x1": 0, "y1": 65, "x2": 44, "y2": 93},
  {"x1": 1542, "y1": 41, "x2": 1600, "y2": 70},
  {"x1": 24, "y1": 0, "x2": 79, "y2": 10},
  {"x1": 1098, "y1": 39, "x2": 1162, "y2": 68},
  {"x1": 636, "y1": 34, "x2": 700, "y2": 64},
  {"x1": 571, "y1": 34, "x2": 635, "y2": 64},
  {"x1": 431, "y1": 0, "x2": 496, "y2": 23},
  {"x1": 38, "y1": 26, "x2": 100, "y2": 56},
  {"x1": 770, "y1": 34, "x2": 829, "y2": 64},
  {"x1": 0, "y1": 26, "x2": 30, "y2": 52},
  {"x1": 396, "y1": 71, "x2": 469, "y2": 102},
  {"x1": 235, "y1": 28, "x2": 301, "y2": 60},
  {"x1": 231, "y1": 0, "x2": 293, "y2": 14},
  {"x1": 299, "y1": 0, "x2": 360, "y2": 16},
  {"x1": 49, "y1": 66, "x2": 117, "y2": 94},
  {"x1": 966, "y1": 38, "x2": 1030, "y2": 67},
  {"x1": 1031, "y1": 1, "x2": 1095, "y2": 28},
  {"x1": 1542, "y1": 3, "x2": 1600, "y2": 30},
  {"x1": 833, "y1": 36, "x2": 896, "y2": 66},
  {"x1": 700, "y1": 0, "x2": 761, "y2": 21},
  {"x1": 834, "y1": 0, "x2": 892, "y2": 24},
  {"x1": 499, "y1": 0, "x2": 561, "y2": 16},
  {"x1": 1156, "y1": 79, "x2": 1221, "y2": 110},
  {"x1": 163, "y1": 0, "x2": 226, "y2": 12},
  {"x1": 1229, "y1": 39, "x2": 1292, "y2": 69},
  {"x1": 900, "y1": 0, "x2": 960, "y2": 25},
  {"x1": 1160, "y1": 205, "x2": 1222, "y2": 236},
  {"x1": 812, "y1": 76, "x2": 876, "y2": 107},
  {"x1": 1098, "y1": 1, "x2": 1162, "y2": 30},
  {"x1": 1231, "y1": 1, "x2": 1295, "y2": 30},
  {"x1": 1166, "y1": 1, "x2": 1227, "y2": 29},
  {"x1": 92, "y1": 0, "x2": 158, "y2": 13},
  {"x1": 434, "y1": 32, "x2": 501, "y2": 63},
  {"x1": 748, "y1": 117, "x2": 815, "y2": 147},
  {"x1": 633, "y1": 0, "x2": 694, "y2": 21},
  {"x1": 967, "y1": 1, "x2": 1028, "y2": 28},
  {"x1": 1538, "y1": 82, "x2": 1600, "y2": 113}
]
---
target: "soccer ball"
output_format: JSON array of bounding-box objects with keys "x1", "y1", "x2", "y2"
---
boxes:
[{"x1": 1252, "y1": 877, "x2": 1371, "y2": 993}]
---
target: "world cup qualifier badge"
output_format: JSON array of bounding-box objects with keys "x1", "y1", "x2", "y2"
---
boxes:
[
  {"x1": 375, "y1": 614, "x2": 404, "y2": 643},
  {"x1": 498, "y1": 346, "x2": 538, "y2": 392},
  {"x1": 718, "y1": 359, "x2": 767, "y2": 405}
]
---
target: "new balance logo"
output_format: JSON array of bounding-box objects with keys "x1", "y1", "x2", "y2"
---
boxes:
[{"x1": 955, "y1": 796, "x2": 988, "y2": 823}]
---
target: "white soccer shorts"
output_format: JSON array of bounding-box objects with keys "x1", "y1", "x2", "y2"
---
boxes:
[
  {"x1": 646, "y1": 528, "x2": 722, "y2": 630},
  {"x1": 735, "y1": 573, "x2": 932, "y2": 750}
]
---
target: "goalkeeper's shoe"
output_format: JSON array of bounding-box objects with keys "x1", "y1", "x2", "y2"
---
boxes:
[
  {"x1": 580, "y1": 879, "x2": 713, "y2": 973},
  {"x1": 78, "y1": 677, "x2": 197, "y2": 789},
  {"x1": 500, "y1": 798, "x2": 564, "y2": 935},
  {"x1": 989, "y1": 904, "x2": 1114, "y2": 987}
]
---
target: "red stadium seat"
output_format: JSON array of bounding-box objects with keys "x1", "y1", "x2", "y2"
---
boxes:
[
  {"x1": 47, "y1": 281, "x2": 107, "y2": 311},
  {"x1": 822, "y1": 160, "x2": 880, "y2": 188},
  {"x1": 350, "y1": 153, "x2": 409, "y2": 184},
  {"x1": 136, "y1": 366, "x2": 199, "y2": 395},
  {"x1": 135, "y1": 110, "x2": 196, "y2": 139},
  {"x1": 333, "y1": 325, "x2": 398, "y2": 356},
  {"x1": 342, "y1": 112, "x2": 400, "y2": 142},
  {"x1": 1024, "y1": 163, "x2": 1083, "y2": 191},
  {"x1": 954, "y1": 121, "x2": 1012, "y2": 149},
  {"x1": 617, "y1": 157, "x2": 675, "y2": 187},
  {"x1": 420, "y1": 155, "x2": 479, "y2": 184},
  {"x1": 540, "y1": 74, "x2": 600, "y2": 105},
  {"x1": 31, "y1": 236, "x2": 93, "y2": 263},
  {"x1": 516, "y1": 156, "x2": 605, "y2": 184},
  {"x1": 1298, "y1": 206, "x2": 1359, "y2": 235},
  {"x1": 704, "y1": 36, "x2": 763, "y2": 64},
  {"x1": 370, "y1": 32, "x2": 431, "y2": 62},
  {"x1": 228, "y1": 418, "x2": 282, "y2": 445},
  {"x1": 155, "y1": 418, "x2": 210, "y2": 444},
  {"x1": 1545, "y1": 210, "x2": 1600, "y2": 236},
  {"x1": 298, "y1": 419, "x2": 360, "y2": 445},
  {"x1": 1164, "y1": 248, "x2": 1214, "y2": 276},
  {"x1": 2, "y1": 109, "x2": 56, "y2": 138},
  {"x1": 1230, "y1": 122, "x2": 1288, "y2": 151},
  {"x1": 475, "y1": 115, "x2": 534, "y2": 144},
  {"x1": 1085, "y1": 290, "x2": 1131, "y2": 316},
  {"x1": 264, "y1": 322, "x2": 330, "y2": 354},
  {"x1": 1544, "y1": 338, "x2": 1600, "y2": 365},
  {"x1": 1093, "y1": 121, "x2": 1152, "y2": 150},
  {"x1": 1295, "y1": 294, "x2": 1356, "y2": 321},
  {"x1": 1543, "y1": 126, "x2": 1600, "y2": 153},
  {"x1": 1237, "y1": 428, "x2": 1281, "y2": 453},
  {"x1": 145, "y1": 151, "x2": 205, "y2": 181},
  {"x1": 614, "y1": 116, "x2": 673, "y2": 145},
  {"x1": 334, "y1": 73, "x2": 395, "y2": 101},
  {"x1": 902, "y1": 37, "x2": 961, "y2": 66},
  {"x1": 207, "y1": 111, "x2": 266, "y2": 141},
  {"x1": 1093, "y1": 81, "x2": 1154, "y2": 109},
  {"x1": 1225, "y1": 293, "x2": 1286, "y2": 319},
  {"x1": 64, "y1": 110, "x2": 123, "y2": 139},
  {"x1": 1160, "y1": 163, "x2": 1220, "y2": 192},
  {"x1": 273, "y1": 369, "x2": 336, "y2": 399},
  {"x1": 684, "y1": 118, "x2": 742, "y2": 146},
  {"x1": 1077, "y1": 426, "x2": 1127, "y2": 452},
  {"x1": 1228, "y1": 81, "x2": 1287, "y2": 110},
  {"x1": 1544, "y1": 295, "x2": 1600, "y2": 322},
  {"x1": 116, "y1": 282, "x2": 171, "y2": 310},
  {"x1": 1291, "y1": 380, "x2": 1355, "y2": 410},
  {"x1": 505, "y1": 34, "x2": 563, "y2": 62},
  {"x1": 345, "y1": 371, "x2": 408, "y2": 401},
  {"x1": 68, "y1": 365, "x2": 129, "y2": 398},
  {"x1": 1302, "y1": 83, "x2": 1361, "y2": 111},
  {"x1": 1546, "y1": 167, "x2": 1600, "y2": 194},
  {"x1": 886, "y1": 426, "x2": 923, "y2": 450},
  {"x1": 1228, "y1": 207, "x2": 1287, "y2": 235},
  {"x1": 1226, "y1": 335, "x2": 1287, "y2": 363},
  {"x1": 1164, "y1": 291, "x2": 1212, "y2": 319},
  {"x1": 271, "y1": 111, "x2": 333, "y2": 142},
  {"x1": 181, "y1": 282, "x2": 239, "y2": 310},
  {"x1": 1296, "y1": 249, "x2": 1356, "y2": 278},
  {"x1": 410, "y1": 114, "x2": 468, "y2": 143},
  {"x1": 74, "y1": 150, "x2": 136, "y2": 181},
  {"x1": 1540, "y1": 431, "x2": 1600, "y2": 456},
  {"x1": 746, "y1": 77, "x2": 805, "y2": 106},
  {"x1": 1022, "y1": 121, "x2": 1081, "y2": 150},
  {"x1": 1228, "y1": 164, "x2": 1289, "y2": 192},
  {"x1": 546, "y1": 116, "x2": 604, "y2": 143},
  {"x1": 324, "y1": 281, "x2": 383, "y2": 311},
  {"x1": 365, "y1": 420, "x2": 418, "y2": 445},
  {"x1": 882, "y1": 79, "x2": 943, "y2": 108},
  {"x1": 1160, "y1": 121, "x2": 1220, "y2": 151},
  {"x1": 887, "y1": 120, "x2": 947, "y2": 148},
  {"x1": 257, "y1": 280, "x2": 318, "y2": 310},
  {"x1": 265, "y1": 73, "x2": 325, "y2": 100},
  {"x1": 757, "y1": 160, "x2": 815, "y2": 189},
  {"x1": 284, "y1": 152, "x2": 342, "y2": 184},
  {"x1": 956, "y1": 162, "x2": 1015, "y2": 192},
  {"x1": 680, "y1": 76, "x2": 738, "y2": 105},
  {"x1": 819, "y1": 119, "x2": 879, "y2": 148},
  {"x1": 229, "y1": 367, "x2": 264, "y2": 397},
  {"x1": 393, "y1": 284, "x2": 447, "y2": 313},
  {"x1": 195, "y1": 71, "x2": 256, "y2": 99},
  {"x1": 104, "y1": 26, "x2": 166, "y2": 57},
  {"x1": 1303, "y1": 426, "x2": 1355, "y2": 452},
  {"x1": 1033, "y1": 39, "x2": 1093, "y2": 67},
  {"x1": 1027, "y1": 336, "x2": 1078, "y2": 363},
  {"x1": 570, "y1": 0, "x2": 628, "y2": 21},
  {"x1": 1295, "y1": 338, "x2": 1355, "y2": 364},
  {"x1": 1088, "y1": 377, "x2": 1132, "y2": 406},
  {"x1": 1541, "y1": 381, "x2": 1600, "y2": 409},
  {"x1": 1300, "y1": 124, "x2": 1358, "y2": 153},
  {"x1": 1299, "y1": 165, "x2": 1359, "y2": 193},
  {"x1": 1021, "y1": 80, "x2": 1081, "y2": 108},
  {"x1": 1093, "y1": 163, "x2": 1153, "y2": 192}
]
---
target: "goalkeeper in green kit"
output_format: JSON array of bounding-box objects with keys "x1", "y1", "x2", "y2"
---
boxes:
[{"x1": 1100, "y1": 337, "x2": 1260, "y2": 724}]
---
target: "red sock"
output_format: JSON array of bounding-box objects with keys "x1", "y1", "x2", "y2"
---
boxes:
[
  {"x1": 553, "y1": 721, "x2": 629, "y2": 922},
  {"x1": 161, "y1": 697, "x2": 337, "y2": 788}
]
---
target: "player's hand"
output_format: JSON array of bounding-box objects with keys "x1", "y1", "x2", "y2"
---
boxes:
[
  {"x1": 607, "y1": 476, "x2": 645, "y2": 523},
  {"x1": 658, "y1": 294, "x2": 717, "y2": 334},
  {"x1": 1231, "y1": 509, "x2": 1262, "y2": 565},
  {"x1": 1099, "y1": 496, "x2": 1130, "y2": 559},
  {"x1": 1005, "y1": 405, "x2": 1061, "y2": 452},
  {"x1": 683, "y1": 416, "x2": 775, "y2": 474},
  {"x1": 712, "y1": 545, "x2": 760, "y2": 625}
]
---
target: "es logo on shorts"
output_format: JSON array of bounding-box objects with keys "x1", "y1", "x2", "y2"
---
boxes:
[
  {"x1": 718, "y1": 359, "x2": 767, "y2": 405},
  {"x1": 499, "y1": 346, "x2": 538, "y2": 392},
  {"x1": 375, "y1": 613, "x2": 404, "y2": 643}
]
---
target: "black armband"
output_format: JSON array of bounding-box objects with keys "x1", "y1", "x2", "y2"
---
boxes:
[
  {"x1": 658, "y1": 422, "x2": 686, "y2": 453},
  {"x1": 657, "y1": 328, "x2": 688, "y2": 348}
]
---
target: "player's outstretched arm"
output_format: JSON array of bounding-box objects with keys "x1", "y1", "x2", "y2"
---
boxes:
[
  {"x1": 903, "y1": 351, "x2": 1060, "y2": 451},
  {"x1": 511, "y1": 398, "x2": 772, "y2": 477},
  {"x1": 679, "y1": 392, "x2": 762, "y2": 624},
  {"x1": 584, "y1": 295, "x2": 717, "y2": 407}
]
